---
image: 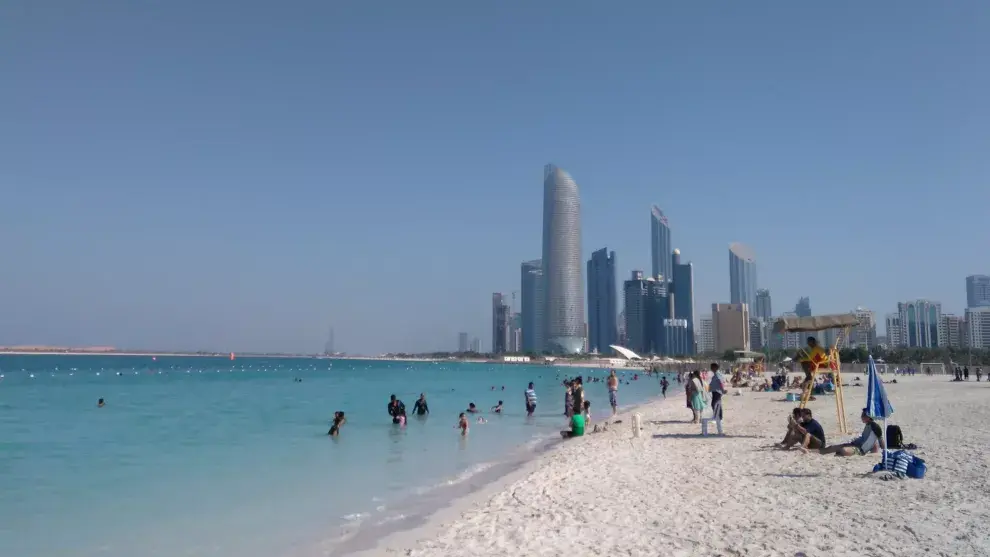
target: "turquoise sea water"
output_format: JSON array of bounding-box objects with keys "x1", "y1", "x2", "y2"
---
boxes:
[{"x1": 0, "y1": 355, "x2": 668, "y2": 557}]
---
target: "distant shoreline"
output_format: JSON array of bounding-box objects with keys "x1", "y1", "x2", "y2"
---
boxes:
[
  {"x1": 0, "y1": 350, "x2": 314, "y2": 358},
  {"x1": 0, "y1": 351, "x2": 636, "y2": 369}
]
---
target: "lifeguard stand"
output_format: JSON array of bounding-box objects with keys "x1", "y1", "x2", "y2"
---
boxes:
[{"x1": 772, "y1": 313, "x2": 860, "y2": 434}]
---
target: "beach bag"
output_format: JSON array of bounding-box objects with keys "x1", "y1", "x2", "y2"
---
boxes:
[
  {"x1": 886, "y1": 425, "x2": 904, "y2": 449},
  {"x1": 906, "y1": 456, "x2": 927, "y2": 479}
]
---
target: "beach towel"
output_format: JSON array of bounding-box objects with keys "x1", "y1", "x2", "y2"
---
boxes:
[
  {"x1": 893, "y1": 452, "x2": 911, "y2": 476},
  {"x1": 874, "y1": 450, "x2": 926, "y2": 479}
]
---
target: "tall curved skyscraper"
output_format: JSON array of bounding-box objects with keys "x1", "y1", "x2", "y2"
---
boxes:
[
  {"x1": 542, "y1": 164, "x2": 585, "y2": 354},
  {"x1": 728, "y1": 242, "x2": 757, "y2": 308},
  {"x1": 650, "y1": 205, "x2": 672, "y2": 282}
]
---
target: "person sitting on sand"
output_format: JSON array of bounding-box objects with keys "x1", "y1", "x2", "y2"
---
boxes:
[
  {"x1": 777, "y1": 408, "x2": 805, "y2": 447},
  {"x1": 491, "y1": 400, "x2": 503, "y2": 413},
  {"x1": 328, "y1": 411, "x2": 346, "y2": 436},
  {"x1": 780, "y1": 409, "x2": 825, "y2": 452},
  {"x1": 560, "y1": 410, "x2": 585, "y2": 439},
  {"x1": 819, "y1": 409, "x2": 883, "y2": 456}
]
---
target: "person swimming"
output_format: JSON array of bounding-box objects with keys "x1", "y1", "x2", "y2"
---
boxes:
[
  {"x1": 491, "y1": 400, "x2": 503, "y2": 413},
  {"x1": 97, "y1": 398, "x2": 105, "y2": 408},
  {"x1": 328, "y1": 411, "x2": 346, "y2": 436},
  {"x1": 467, "y1": 402, "x2": 479, "y2": 413}
]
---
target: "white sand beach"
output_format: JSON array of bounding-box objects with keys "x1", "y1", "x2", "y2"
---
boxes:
[{"x1": 357, "y1": 375, "x2": 990, "y2": 557}]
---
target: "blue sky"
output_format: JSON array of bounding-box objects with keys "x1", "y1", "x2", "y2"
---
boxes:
[{"x1": 2, "y1": 1, "x2": 988, "y2": 354}]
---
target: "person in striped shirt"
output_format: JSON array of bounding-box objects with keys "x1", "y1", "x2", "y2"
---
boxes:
[{"x1": 524, "y1": 382, "x2": 538, "y2": 417}]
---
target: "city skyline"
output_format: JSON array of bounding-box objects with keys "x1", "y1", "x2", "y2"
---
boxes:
[{"x1": 4, "y1": 3, "x2": 989, "y2": 354}]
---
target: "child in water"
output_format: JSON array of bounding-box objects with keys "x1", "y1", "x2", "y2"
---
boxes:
[
  {"x1": 328, "y1": 411, "x2": 346, "y2": 436},
  {"x1": 457, "y1": 413, "x2": 469, "y2": 436},
  {"x1": 491, "y1": 400, "x2": 503, "y2": 413}
]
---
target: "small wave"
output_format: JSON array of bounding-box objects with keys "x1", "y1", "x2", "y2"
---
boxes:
[
  {"x1": 341, "y1": 512, "x2": 369, "y2": 522},
  {"x1": 375, "y1": 513, "x2": 407, "y2": 526},
  {"x1": 412, "y1": 461, "x2": 496, "y2": 495}
]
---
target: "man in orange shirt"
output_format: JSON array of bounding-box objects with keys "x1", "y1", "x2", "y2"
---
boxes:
[{"x1": 799, "y1": 336, "x2": 828, "y2": 386}]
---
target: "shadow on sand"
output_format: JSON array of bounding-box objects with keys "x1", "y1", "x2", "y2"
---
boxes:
[
  {"x1": 763, "y1": 473, "x2": 823, "y2": 478},
  {"x1": 651, "y1": 433, "x2": 761, "y2": 439}
]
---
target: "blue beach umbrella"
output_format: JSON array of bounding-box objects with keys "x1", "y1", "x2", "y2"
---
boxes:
[{"x1": 866, "y1": 355, "x2": 894, "y2": 465}]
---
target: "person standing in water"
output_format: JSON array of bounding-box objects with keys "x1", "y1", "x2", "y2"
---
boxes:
[
  {"x1": 571, "y1": 376, "x2": 585, "y2": 418},
  {"x1": 387, "y1": 394, "x2": 407, "y2": 424},
  {"x1": 607, "y1": 370, "x2": 619, "y2": 416},
  {"x1": 413, "y1": 393, "x2": 429, "y2": 416},
  {"x1": 524, "y1": 382, "x2": 538, "y2": 417},
  {"x1": 457, "y1": 413, "x2": 469, "y2": 436},
  {"x1": 660, "y1": 376, "x2": 669, "y2": 398},
  {"x1": 328, "y1": 411, "x2": 346, "y2": 436}
]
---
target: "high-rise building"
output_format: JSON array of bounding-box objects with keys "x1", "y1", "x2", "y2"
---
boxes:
[
  {"x1": 510, "y1": 313, "x2": 522, "y2": 353},
  {"x1": 458, "y1": 332, "x2": 469, "y2": 353},
  {"x1": 698, "y1": 315, "x2": 715, "y2": 353},
  {"x1": 623, "y1": 271, "x2": 650, "y2": 354},
  {"x1": 941, "y1": 314, "x2": 966, "y2": 349},
  {"x1": 650, "y1": 205, "x2": 672, "y2": 283},
  {"x1": 617, "y1": 309, "x2": 627, "y2": 347},
  {"x1": 541, "y1": 164, "x2": 584, "y2": 354},
  {"x1": 470, "y1": 338, "x2": 481, "y2": 353},
  {"x1": 822, "y1": 327, "x2": 846, "y2": 350},
  {"x1": 896, "y1": 300, "x2": 943, "y2": 348},
  {"x1": 849, "y1": 307, "x2": 877, "y2": 349},
  {"x1": 795, "y1": 297, "x2": 812, "y2": 318},
  {"x1": 520, "y1": 259, "x2": 544, "y2": 354},
  {"x1": 885, "y1": 313, "x2": 904, "y2": 348},
  {"x1": 492, "y1": 293, "x2": 511, "y2": 354},
  {"x1": 749, "y1": 318, "x2": 769, "y2": 351},
  {"x1": 769, "y1": 311, "x2": 804, "y2": 350},
  {"x1": 621, "y1": 271, "x2": 684, "y2": 355},
  {"x1": 712, "y1": 303, "x2": 750, "y2": 353},
  {"x1": 965, "y1": 307, "x2": 990, "y2": 349},
  {"x1": 754, "y1": 289, "x2": 772, "y2": 321},
  {"x1": 728, "y1": 243, "x2": 757, "y2": 308},
  {"x1": 586, "y1": 248, "x2": 618, "y2": 354},
  {"x1": 670, "y1": 249, "x2": 696, "y2": 355},
  {"x1": 967, "y1": 275, "x2": 990, "y2": 308}
]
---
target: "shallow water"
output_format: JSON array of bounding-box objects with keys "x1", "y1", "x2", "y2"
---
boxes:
[{"x1": 0, "y1": 355, "x2": 669, "y2": 556}]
